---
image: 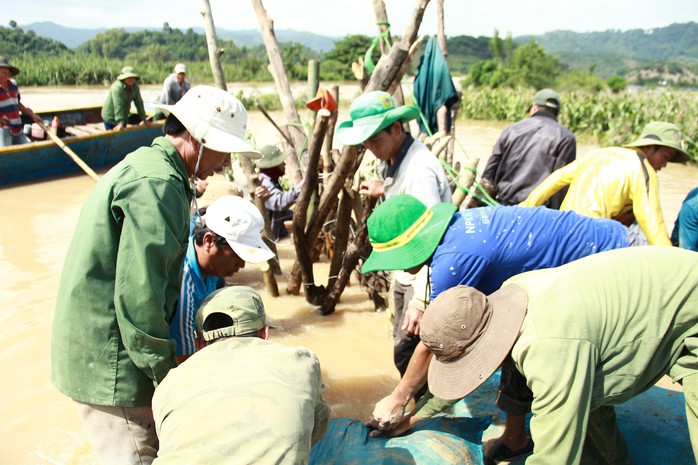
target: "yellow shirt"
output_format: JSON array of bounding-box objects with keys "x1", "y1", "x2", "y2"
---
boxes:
[{"x1": 521, "y1": 147, "x2": 671, "y2": 245}]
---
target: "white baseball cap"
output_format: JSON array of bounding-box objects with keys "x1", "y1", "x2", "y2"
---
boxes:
[
  {"x1": 174, "y1": 63, "x2": 187, "y2": 74},
  {"x1": 153, "y1": 85, "x2": 260, "y2": 158},
  {"x1": 202, "y1": 196, "x2": 275, "y2": 264}
]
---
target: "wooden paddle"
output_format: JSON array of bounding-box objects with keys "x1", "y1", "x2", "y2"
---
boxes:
[{"x1": 37, "y1": 120, "x2": 100, "y2": 182}]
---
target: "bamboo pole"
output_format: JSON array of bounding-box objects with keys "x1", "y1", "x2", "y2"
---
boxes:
[
  {"x1": 199, "y1": 0, "x2": 226, "y2": 91},
  {"x1": 250, "y1": 0, "x2": 305, "y2": 185},
  {"x1": 38, "y1": 120, "x2": 99, "y2": 181}
]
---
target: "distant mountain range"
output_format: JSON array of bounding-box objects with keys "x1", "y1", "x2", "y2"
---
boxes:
[{"x1": 21, "y1": 21, "x2": 340, "y2": 52}]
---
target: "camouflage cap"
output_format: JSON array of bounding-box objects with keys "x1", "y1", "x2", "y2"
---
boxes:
[{"x1": 195, "y1": 286, "x2": 266, "y2": 341}]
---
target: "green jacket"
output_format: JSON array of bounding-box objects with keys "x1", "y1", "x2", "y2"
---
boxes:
[
  {"x1": 101, "y1": 79, "x2": 147, "y2": 125},
  {"x1": 52, "y1": 137, "x2": 194, "y2": 407}
]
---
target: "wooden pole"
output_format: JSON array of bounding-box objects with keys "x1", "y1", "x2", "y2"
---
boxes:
[
  {"x1": 291, "y1": 109, "x2": 331, "y2": 304},
  {"x1": 372, "y1": 0, "x2": 405, "y2": 105},
  {"x1": 238, "y1": 155, "x2": 280, "y2": 295},
  {"x1": 38, "y1": 120, "x2": 99, "y2": 182},
  {"x1": 251, "y1": 0, "x2": 305, "y2": 185},
  {"x1": 199, "y1": 0, "x2": 227, "y2": 91},
  {"x1": 436, "y1": 0, "x2": 447, "y2": 58},
  {"x1": 452, "y1": 157, "x2": 480, "y2": 208}
]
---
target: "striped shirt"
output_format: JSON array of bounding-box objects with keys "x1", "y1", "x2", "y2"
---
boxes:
[
  {"x1": 170, "y1": 236, "x2": 221, "y2": 356},
  {"x1": 0, "y1": 79, "x2": 23, "y2": 136}
]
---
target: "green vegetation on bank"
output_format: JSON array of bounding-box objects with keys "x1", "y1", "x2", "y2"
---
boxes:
[{"x1": 460, "y1": 87, "x2": 698, "y2": 162}]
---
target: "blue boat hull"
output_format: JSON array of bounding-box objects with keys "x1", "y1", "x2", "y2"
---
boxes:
[{"x1": 0, "y1": 123, "x2": 163, "y2": 186}]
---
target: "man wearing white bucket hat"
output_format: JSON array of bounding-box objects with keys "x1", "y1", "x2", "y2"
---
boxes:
[
  {"x1": 52, "y1": 85, "x2": 260, "y2": 465},
  {"x1": 171, "y1": 195, "x2": 275, "y2": 363}
]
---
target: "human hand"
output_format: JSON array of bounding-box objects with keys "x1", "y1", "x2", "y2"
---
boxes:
[
  {"x1": 368, "y1": 414, "x2": 421, "y2": 438},
  {"x1": 359, "y1": 179, "x2": 384, "y2": 198},
  {"x1": 255, "y1": 185, "x2": 270, "y2": 200},
  {"x1": 364, "y1": 392, "x2": 407, "y2": 433},
  {"x1": 114, "y1": 123, "x2": 124, "y2": 131},
  {"x1": 402, "y1": 306, "x2": 423, "y2": 336},
  {"x1": 143, "y1": 119, "x2": 153, "y2": 128}
]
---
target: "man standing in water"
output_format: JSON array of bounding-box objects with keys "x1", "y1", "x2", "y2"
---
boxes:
[
  {"x1": 51, "y1": 86, "x2": 260, "y2": 465},
  {"x1": 482, "y1": 89, "x2": 576, "y2": 209},
  {"x1": 335, "y1": 91, "x2": 451, "y2": 386}
]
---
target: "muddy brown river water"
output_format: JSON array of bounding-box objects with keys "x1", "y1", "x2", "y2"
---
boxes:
[{"x1": 1, "y1": 85, "x2": 696, "y2": 464}]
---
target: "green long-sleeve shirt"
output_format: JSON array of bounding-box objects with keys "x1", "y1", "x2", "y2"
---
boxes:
[
  {"x1": 101, "y1": 79, "x2": 147, "y2": 126},
  {"x1": 505, "y1": 247, "x2": 698, "y2": 464},
  {"x1": 52, "y1": 137, "x2": 194, "y2": 407}
]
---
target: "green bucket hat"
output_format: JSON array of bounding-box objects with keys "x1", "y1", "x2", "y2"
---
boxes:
[
  {"x1": 336, "y1": 91, "x2": 419, "y2": 146},
  {"x1": 195, "y1": 286, "x2": 266, "y2": 342},
  {"x1": 256, "y1": 144, "x2": 289, "y2": 169},
  {"x1": 624, "y1": 121, "x2": 688, "y2": 159},
  {"x1": 117, "y1": 66, "x2": 139, "y2": 80},
  {"x1": 361, "y1": 194, "x2": 457, "y2": 274}
]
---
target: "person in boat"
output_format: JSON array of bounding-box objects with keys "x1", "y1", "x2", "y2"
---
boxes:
[
  {"x1": 336, "y1": 91, "x2": 451, "y2": 388},
  {"x1": 521, "y1": 121, "x2": 688, "y2": 246},
  {"x1": 51, "y1": 86, "x2": 261, "y2": 465},
  {"x1": 481, "y1": 88, "x2": 576, "y2": 209},
  {"x1": 256, "y1": 144, "x2": 304, "y2": 241},
  {"x1": 101, "y1": 66, "x2": 151, "y2": 131},
  {"x1": 380, "y1": 247, "x2": 698, "y2": 465},
  {"x1": 672, "y1": 186, "x2": 698, "y2": 251},
  {"x1": 0, "y1": 56, "x2": 41, "y2": 145},
  {"x1": 171, "y1": 195, "x2": 275, "y2": 364},
  {"x1": 152, "y1": 286, "x2": 331, "y2": 464},
  {"x1": 362, "y1": 194, "x2": 639, "y2": 463}
]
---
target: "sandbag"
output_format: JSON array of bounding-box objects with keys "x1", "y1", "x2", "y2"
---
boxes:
[{"x1": 310, "y1": 416, "x2": 489, "y2": 465}]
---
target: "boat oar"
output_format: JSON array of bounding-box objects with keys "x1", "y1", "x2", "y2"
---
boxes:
[{"x1": 37, "y1": 120, "x2": 100, "y2": 182}]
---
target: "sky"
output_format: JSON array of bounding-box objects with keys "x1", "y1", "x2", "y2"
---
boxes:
[{"x1": 8, "y1": 0, "x2": 698, "y2": 38}]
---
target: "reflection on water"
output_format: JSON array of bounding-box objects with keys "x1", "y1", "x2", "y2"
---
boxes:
[{"x1": 0, "y1": 116, "x2": 696, "y2": 464}]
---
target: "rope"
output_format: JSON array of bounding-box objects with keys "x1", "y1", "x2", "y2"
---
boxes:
[{"x1": 364, "y1": 22, "x2": 393, "y2": 73}]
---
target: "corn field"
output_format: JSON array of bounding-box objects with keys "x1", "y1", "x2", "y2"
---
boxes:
[{"x1": 459, "y1": 87, "x2": 698, "y2": 162}]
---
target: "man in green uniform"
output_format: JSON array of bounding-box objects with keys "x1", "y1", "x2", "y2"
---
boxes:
[
  {"x1": 370, "y1": 247, "x2": 698, "y2": 464},
  {"x1": 152, "y1": 286, "x2": 331, "y2": 464},
  {"x1": 101, "y1": 66, "x2": 151, "y2": 131},
  {"x1": 52, "y1": 86, "x2": 260, "y2": 465}
]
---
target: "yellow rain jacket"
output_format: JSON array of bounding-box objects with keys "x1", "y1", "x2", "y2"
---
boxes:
[{"x1": 521, "y1": 147, "x2": 671, "y2": 245}]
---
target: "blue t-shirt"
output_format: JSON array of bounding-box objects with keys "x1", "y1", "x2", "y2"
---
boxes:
[
  {"x1": 671, "y1": 187, "x2": 698, "y2": 252},
  {"x1": 430, "y1": 206, "x2": 629, "y2": 297},
  {"x1": 170, "y1": 236, "x2": 222, "y2": 356}
]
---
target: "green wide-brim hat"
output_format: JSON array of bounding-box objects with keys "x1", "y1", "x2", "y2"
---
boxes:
[
  {"x1": 336, "y1": 91, "x2": 419, "y2": 146},
  {"x1": 361, "y1": 194, "x2": 457, "y2": 274},
  {"x1": 256, "y1": 144, "x2": 289, "y2": 169},
  {"x1": 624, "y1": 121, "x2": 689, "y2": 159},
  {"x1": 117, "y1": 66, "x2": 140, "y2": 80}
]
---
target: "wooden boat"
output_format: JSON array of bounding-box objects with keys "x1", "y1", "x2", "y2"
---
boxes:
[{"x1": 0, "y1": 106, "x2": 163, "y2": 186}]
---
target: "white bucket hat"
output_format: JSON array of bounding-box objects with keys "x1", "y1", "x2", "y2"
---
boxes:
[
  {"x1": 202, "y1": 196, "x2": 275, "y2": 264},
  {"x1": 153, "y1": 85, "x2": 260, "y2": 158}
]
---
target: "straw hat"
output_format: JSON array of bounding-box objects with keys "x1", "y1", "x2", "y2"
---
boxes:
[
  {"x1": 117, "y1": 66, "x2": 139, "y2": 80},
  {"x1": 361, "y1": 194, "x2": 456, "y2": 274},
  {"x1": 154, "y1": 85, "x2": 260, "y2": 158},
  {"x1": 336, "y1": 91, "x2": 419, "y2": 146},
  {"x1": 421, "y1": 285, "x2": 528, "y2": 400}
]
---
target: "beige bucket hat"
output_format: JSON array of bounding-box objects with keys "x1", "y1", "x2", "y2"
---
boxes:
[{"x1": 154, "y1": 85, "x2": 261, "y2": 158}]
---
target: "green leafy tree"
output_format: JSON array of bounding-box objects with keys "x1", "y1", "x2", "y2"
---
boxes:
[
  {"x1": 324, "y1": 34, "x2": 373, "y2": 79},
  {"x1": 607, "y1": 75, "x2": 628, "y2": 93}
]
